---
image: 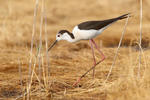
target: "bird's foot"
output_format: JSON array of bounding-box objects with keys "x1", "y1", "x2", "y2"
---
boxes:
[{"x1": 72, "y1": 77, "x2": 81, "y2": 87}]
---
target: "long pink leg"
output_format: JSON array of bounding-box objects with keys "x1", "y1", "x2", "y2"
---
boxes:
[
  {"x1": 73, "y1": 39, "x2": 105, "y2": 87},
  {"x1": 91, "y1": 39, "x2": 105, "y2": 61},
  {"x1": 89, "y1": 40, "x2": 96, "y2": 78}
]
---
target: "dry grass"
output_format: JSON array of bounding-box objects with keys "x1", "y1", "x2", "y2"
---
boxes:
[{"x1": 0, "y1": 0, "x2": 150, "y2": 100}]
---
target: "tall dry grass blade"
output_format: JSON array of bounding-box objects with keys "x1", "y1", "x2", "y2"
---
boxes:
[
  {"x1": 41, "y1": 0, "x2": 47, "y2": 89},
  {"x1": 104, "y1": 15, "x2": 130, "y2": 83},
  {"x1": 44, "y1": 0, "x2": 51, "y2": 86},
  {"x1": 138, "y1": 0, "x2": 143, "y2": 79},
  {"x1": 29, "y1": 57, "x2": 45, "y2": 93},
  {"x1": 38, "y1": 0, "x2": 44, "y2": 84},
  {"x1": 27, "y1": 0, "x2": 39, "y2": 99},
  {"x1": 137, "y1": 43, "x2": 147, "y2": 80},
  {"x1": 41, "y1": 55, "x2": 47, "y2": 89},
  {"x1": 42, "y1": 0, "x2": 51, "y2": 89}
]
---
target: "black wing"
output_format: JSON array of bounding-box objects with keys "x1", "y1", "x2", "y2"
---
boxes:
[{"x1": 78, "y1": 13, "x2": 129, "y2": 30}]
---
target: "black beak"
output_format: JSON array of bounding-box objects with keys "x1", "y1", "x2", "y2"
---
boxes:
[{"x1": 47, "y1": 40, "x2": 57, "y2": 52}]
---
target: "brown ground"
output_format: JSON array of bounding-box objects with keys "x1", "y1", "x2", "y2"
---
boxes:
[{"x1": 0, "y1": 0, "x2": 150, "y2": 100}]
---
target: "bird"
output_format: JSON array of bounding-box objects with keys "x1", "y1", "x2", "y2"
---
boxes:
[{"x1": 48, "y1": 13, "x2": 130, "y2": 86}]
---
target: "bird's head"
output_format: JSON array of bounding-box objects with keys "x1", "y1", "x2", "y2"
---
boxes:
[
  {"x1": 56, "y1": 30, "x2": 73, "y2": 41},
  {"x1": 48, "y1": 30, "x2": 75, "y2": 51}
]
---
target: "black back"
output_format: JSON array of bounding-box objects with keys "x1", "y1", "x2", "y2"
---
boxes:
[{"x1": 78, "y1": 13, "x2": 129, "y2": 30}]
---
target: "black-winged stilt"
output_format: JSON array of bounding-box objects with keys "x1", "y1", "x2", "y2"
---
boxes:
[{"x1": 48, "y1": 13, "x2": 130, "y2": 86}]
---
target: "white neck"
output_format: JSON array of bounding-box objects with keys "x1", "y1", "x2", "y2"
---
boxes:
[
  {"x1": 71, "y1": 26, "x2": 82, "y2": 42},
  {"x1": 66, "y1": 37, "x2": 76, "y2": 42}
]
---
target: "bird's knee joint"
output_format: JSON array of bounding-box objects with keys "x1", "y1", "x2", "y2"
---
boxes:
[{"x1": 102, "y1": 56, "x2": 105, "y2": 60}]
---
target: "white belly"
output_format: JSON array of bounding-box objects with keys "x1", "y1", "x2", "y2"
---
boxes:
[{"x1": 72, "y1": 26, "x2": 105, "y2": 40}]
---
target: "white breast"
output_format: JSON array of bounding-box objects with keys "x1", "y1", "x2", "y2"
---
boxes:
[{"x1": 72, "y1": 26, "x2": 105, "y2": 41}]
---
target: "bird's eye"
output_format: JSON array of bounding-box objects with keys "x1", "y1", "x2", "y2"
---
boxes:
[{"x1": 58, "y1": 35, "x2": 60, "y2": 37}]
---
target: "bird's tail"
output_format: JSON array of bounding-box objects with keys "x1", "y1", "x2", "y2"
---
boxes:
[{"x1": 117, "y1": 13, "x2": 131, "y2": 20}]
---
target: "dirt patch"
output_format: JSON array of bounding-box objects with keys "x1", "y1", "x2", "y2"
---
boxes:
[{"x1": 0, "y1": 86, "x2": 21, "y2": 98}]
